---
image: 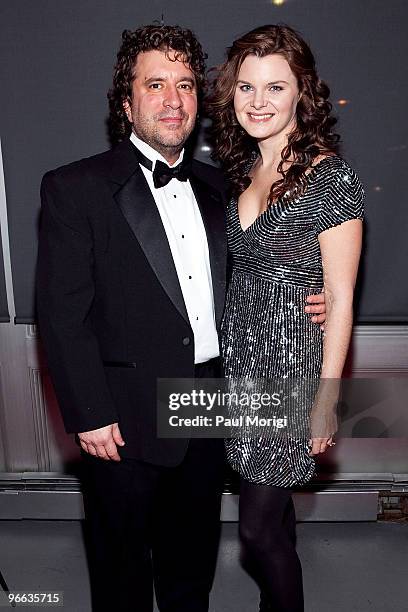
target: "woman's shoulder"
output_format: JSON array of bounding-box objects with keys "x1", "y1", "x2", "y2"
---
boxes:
[
  {"x1": 308, "y1": 154, "x2": 362, "y2": 186},
  {"x1": 311, "y1": 155, "x2": 365, "y2": 234}
]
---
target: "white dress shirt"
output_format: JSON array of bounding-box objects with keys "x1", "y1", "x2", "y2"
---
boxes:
[{"x1": 129, "y1": 133, "x2": 219, "y2": 364}]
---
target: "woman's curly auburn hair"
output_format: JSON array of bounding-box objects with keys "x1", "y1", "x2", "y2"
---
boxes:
[
  {"x1": 108, "y1": 24, "x2": 207, "y2": 144},
  {"x1": 206, "y1": 24, "x2": 340, "y2": 202}
]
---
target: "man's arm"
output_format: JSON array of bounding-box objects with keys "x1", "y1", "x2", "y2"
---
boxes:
[{"x1": 36, "y1": 171, "x2": 124, "y2": 459}]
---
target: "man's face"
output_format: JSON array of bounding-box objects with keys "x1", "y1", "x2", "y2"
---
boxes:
[{"x1": 123, "y1": 49, "x2": 198, "y2": 163}]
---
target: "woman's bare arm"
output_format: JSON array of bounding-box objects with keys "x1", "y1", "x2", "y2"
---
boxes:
[
  {"x1": 319, "y1": 218, "x2": 363, "y2": 378},
  {"x1": 308, "y1": 218, "x2": 363, "y2": 455}
]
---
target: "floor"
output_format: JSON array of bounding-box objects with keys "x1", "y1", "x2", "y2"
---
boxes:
[{"x1": 0, "y1": 520, "x2": 407, "y2": 611}]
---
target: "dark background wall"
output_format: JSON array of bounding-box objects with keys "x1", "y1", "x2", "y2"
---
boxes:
[{"x1": 1, "y1": 0, "x2": 407, "y2": 323}]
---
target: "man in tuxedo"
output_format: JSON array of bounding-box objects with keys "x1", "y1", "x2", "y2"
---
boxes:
[{"x1": 36, "y1": 24, "x2": 326, "y2": 612}]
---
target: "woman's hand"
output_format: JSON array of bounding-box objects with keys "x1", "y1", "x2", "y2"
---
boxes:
[
  {"x1": 308, "y1": 378, "x2": 339, "y2": 455},
  {"x1": 308, "y1": 435, "x2": 336, "y2": 456}
]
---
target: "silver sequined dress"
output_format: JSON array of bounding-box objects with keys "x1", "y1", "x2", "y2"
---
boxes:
[{"x1": 221, "y1": 156, "x2": 364, "y2": 487}]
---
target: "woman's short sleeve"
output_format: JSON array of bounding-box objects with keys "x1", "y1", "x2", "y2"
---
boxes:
[{"x1": 316, "y1": 162, "x2": 364, "y2": 235}]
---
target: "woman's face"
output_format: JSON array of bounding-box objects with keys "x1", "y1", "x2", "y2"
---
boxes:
[{"x1": 233, "y1": 53, "x2": 300, "y2": 145}]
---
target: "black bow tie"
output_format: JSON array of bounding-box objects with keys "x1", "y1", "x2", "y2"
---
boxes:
[
  {"x1": 153, "y1": 159, "x2": 192, "y2": 188},
  {"x1": 132, "y1": 145, "x2": 192, "y2": 189}
]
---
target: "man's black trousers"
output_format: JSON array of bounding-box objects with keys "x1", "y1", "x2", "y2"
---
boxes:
[{"x1": 81, "y1": 359, "x2": 225, "y2": 612}]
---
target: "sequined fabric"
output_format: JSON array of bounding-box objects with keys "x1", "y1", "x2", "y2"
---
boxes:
[{"x1": 221, "y1": 156, "x2": 364, "y2": 487}]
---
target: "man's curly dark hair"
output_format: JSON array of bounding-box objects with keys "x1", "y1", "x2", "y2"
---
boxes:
[{"x1": 108, "y1": 24, "x2": 207, "y2": 144}]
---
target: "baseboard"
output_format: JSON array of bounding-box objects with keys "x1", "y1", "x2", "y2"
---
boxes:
[{"x1": 2, "y1": 472, "x2": 407, "y2": 521}]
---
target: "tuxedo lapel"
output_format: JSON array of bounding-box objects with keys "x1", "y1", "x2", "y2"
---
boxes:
[
  {"x1": 190, "y1": 168, "x2": 227, "y2": 329},
  {"x1": 107, "y1": 141, "x2": 227, "y2": 330},
  {"x1": 109, "y1": 141, "x2": 189, "y2": 325}
]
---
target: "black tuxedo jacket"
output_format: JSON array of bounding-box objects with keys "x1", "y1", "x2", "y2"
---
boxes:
[{"x1": 36, "y1": 139, "x2": 227, "y2": 466}]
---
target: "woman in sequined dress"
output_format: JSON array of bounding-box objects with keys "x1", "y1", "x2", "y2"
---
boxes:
[{"x1": 208, "y1": 25, "x2": 364, "y2": 611}]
